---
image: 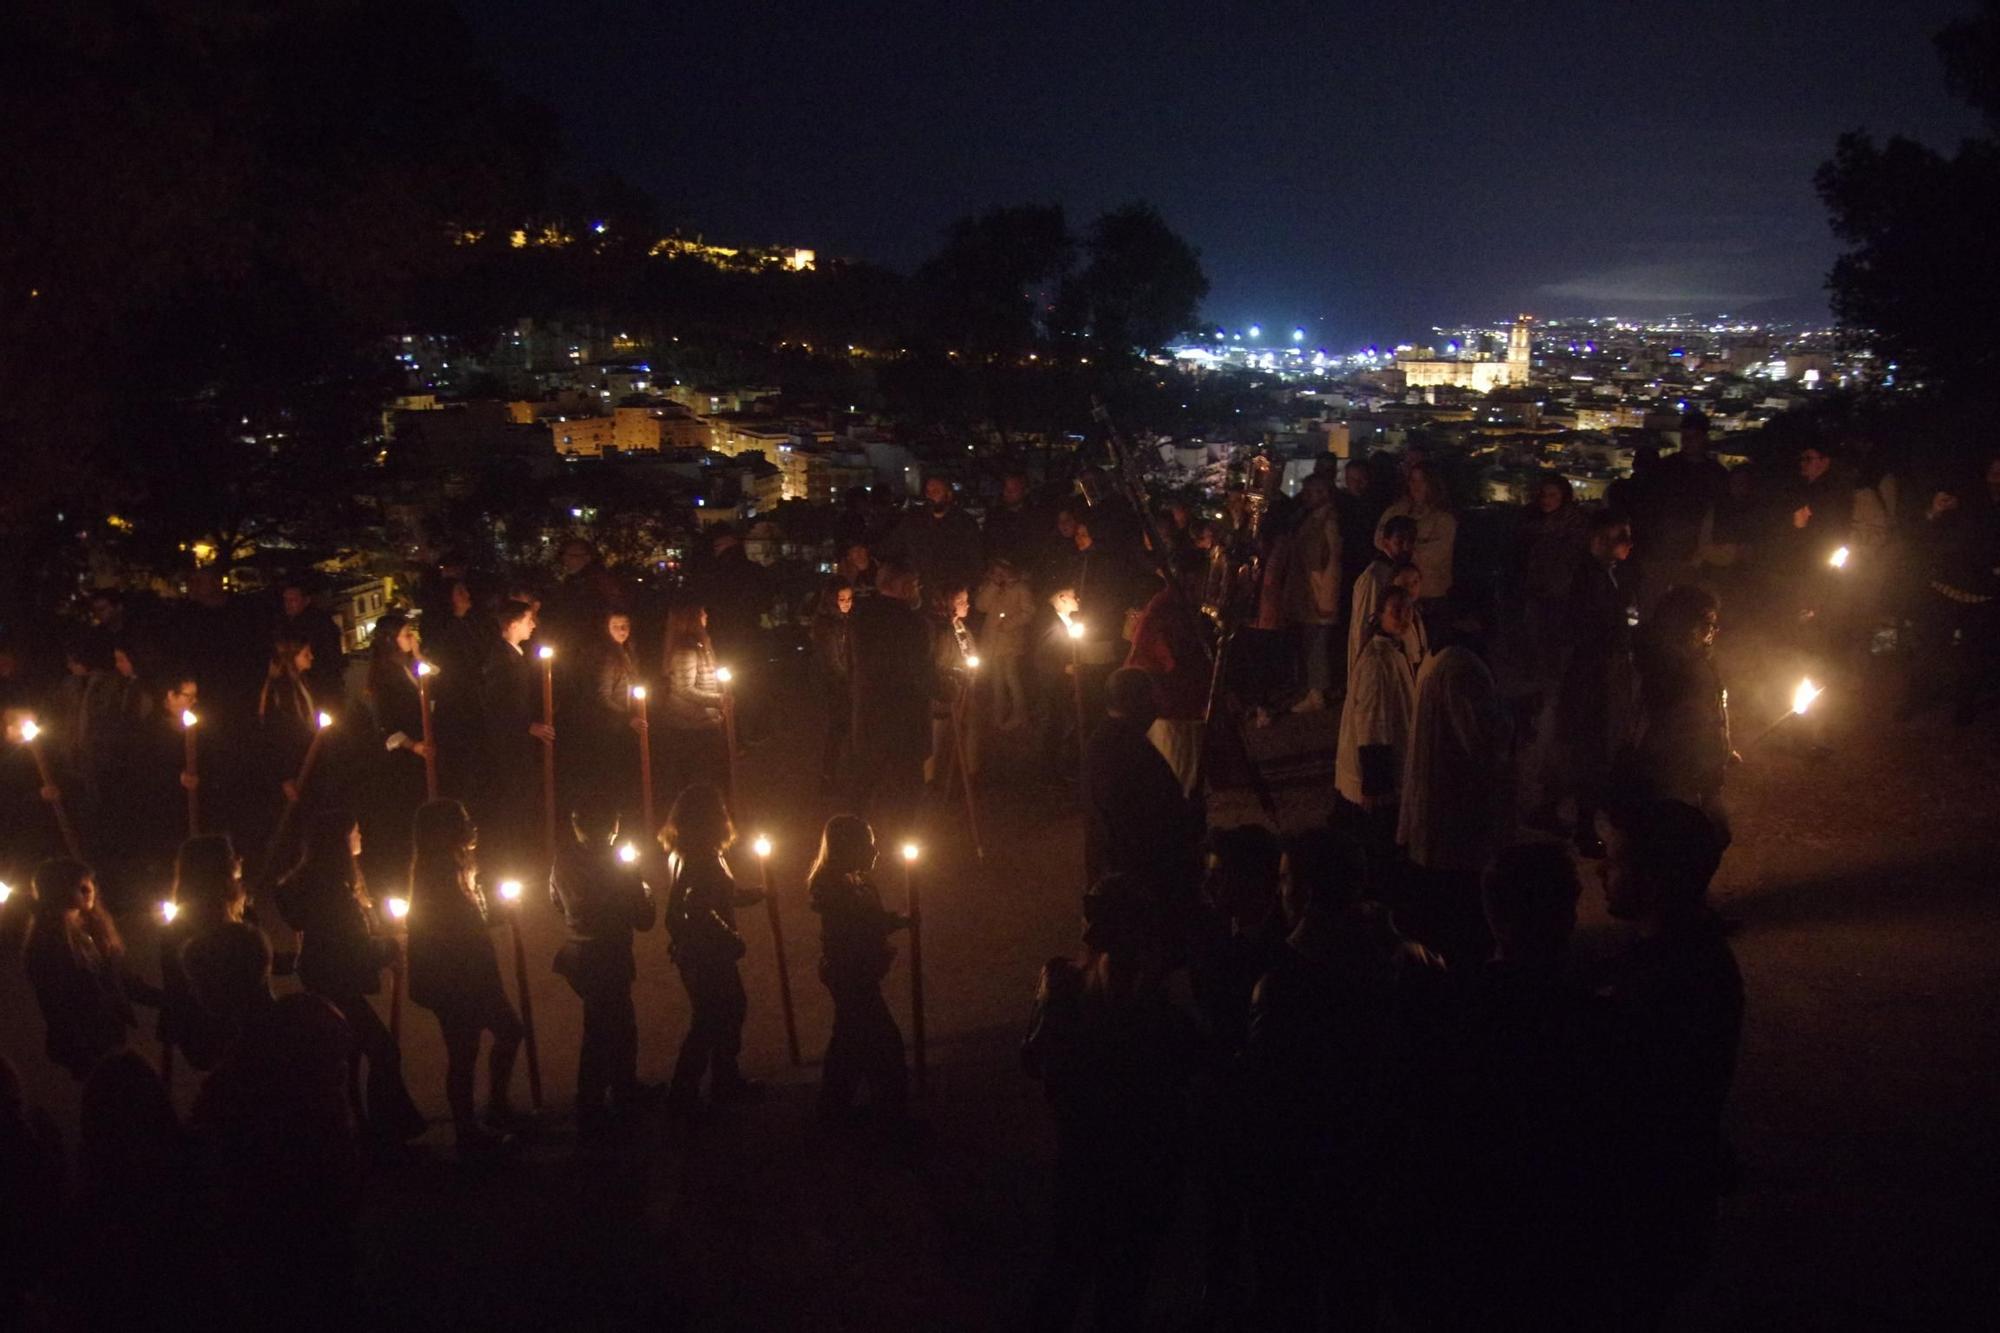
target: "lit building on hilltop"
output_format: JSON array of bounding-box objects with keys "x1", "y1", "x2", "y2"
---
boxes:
[{"x1": 1399, "y1": 315, "x2": 1534, "y2": 392}]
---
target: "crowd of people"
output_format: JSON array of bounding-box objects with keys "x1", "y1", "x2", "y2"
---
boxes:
[{"x1": 0, "y1": 424, "x2": 1996, "y2": 1327}]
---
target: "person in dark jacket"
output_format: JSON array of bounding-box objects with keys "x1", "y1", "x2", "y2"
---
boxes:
[
  {"x1": 589, "y1": 610, "x2": 644, "y2": 820},
  {"x1": 275, "y1": 807, "x2": 426, "y2": 1143},
  {"x1": 1631, "y1": 586, "x2": 1736, "y2": 838},
  {"x1": 809, "y1": 580, "x2": 856, "y2": 791},
  {"x1": 549, "y1": 793, "x2": 658, "y2": 1136},
  {"x1": 405, "y1": 799, "x2": 522, "y2": 1157},
  {"x1": 1082, "y1": 668, "x2": 1202, "y2": 917},
  {"x1": 881, "y1": 475, "x2": 983, "y2": 605},
  {"x1": 1022, "y1": 873, "x2": 1197, "y2": 1331},
  {"x1": 1533, "y1": 512, "x2": 1640, "y2": 858},
  {"x1": 1581, "y1": 799, "x2": 1744, "y2": 1326},
  {"x1": 159, "y1": 834, "x2": 252, "y2": 1074},
  {"x1": 807, "y1": 814, "x2": 912, "y2": 1127},
  {"x1": 847, "y1": 558, "x2": 936, "y2": 840},
  {"x1": 22, "y1": 858, "x2": 149, "y2": 1079},
  {"x1": 661, "y1": 783, "x2": 763, "y2": 1115},
  {"x1": 363, "y1": 613, "x2": 433, "y2": 888},
  {"x1": 479, "y1": 601, "x2": 552, "y2": 881}
]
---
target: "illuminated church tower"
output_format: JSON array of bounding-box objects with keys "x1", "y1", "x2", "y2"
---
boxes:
[{"x1": 1507, "y1": 315, "x2": 1532, "y2": 382}]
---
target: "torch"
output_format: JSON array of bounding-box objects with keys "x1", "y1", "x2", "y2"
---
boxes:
[
  {"x1": 1064, "y1": 618, "x2": 1088, "y2": 769},
  {"x1": 180, "y1": 709, "x2": 201, "y2": 837},
  {"x1": 415, "y1": 660, "x2": 440, "y2": 800},
  {"x1": 632, "y1": 684, "x2": 655, "y2": 836},
  {"x1": 157, "y1": 896, "x2": 182, "y2": 1087},
  {"x1": 951, "y1": 657, "x2": 985, "y2": 859},
  {"x1": 1829, "y1": 546, "x2": 1850, "y2": 570},
  {"x1": 261, "y1": 711, "x2": 333, "y2": 886},
  {"x1": 901, "y1": 841, "x2": 926, "y2": 1094},
  {"x1": 1747, "y1": 678, "x2": 1824, "y2": 750},
  {"x1": 538, "y1": 646, "x2": 557, "y2": 861},
  {"x1": 496, "y1": 878, "x2": 543, "y2": 1111},
  {"x1": 753, "y1": 835, "x2": 800, "y2": 1066},
  {"x1": 13, "y1": 718, "x2": 81, "y2": 859},
  {"x1": 716, "y1": 664, "x2": 738, "y2": 810},
  {"x1": 382, "y1": 894, "x2": 410, "y2": 1043}
]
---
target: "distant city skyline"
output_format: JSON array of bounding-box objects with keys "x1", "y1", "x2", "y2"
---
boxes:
[{"x1": 462, "y1": 0, "x2": 1984, "y2": 350}]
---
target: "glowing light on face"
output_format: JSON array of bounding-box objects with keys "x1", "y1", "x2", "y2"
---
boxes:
[
  {"x1": 752, "y1": 836, "x2": 772, "y2": 859},
  {"x1": 498, "y1": 879, "x2": 524, "y2": 903},
  {"x1": 1792, "y1": 678, "x2": 1823, "y2": 716}
]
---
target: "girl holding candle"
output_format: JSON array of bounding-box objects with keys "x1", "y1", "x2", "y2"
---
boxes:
[
  {"x1": 658, "y1": 604, "x2": 729, "y2": 807},
  {"x1": 159, "y1": 834, "x2": 253, "y2": 1073},
  {"x1": 806, "y1": 814, "x2": 911, "y2": 1128},
  {"x1": 365, "y1": 613, "x2": 432, "y2": 886},
  {"x1": 21, "y1": 858, "x2": 154, "y2": 1080},
  {"x1": 405, "y1": 799, "x2": 523, "y2": 1156}
]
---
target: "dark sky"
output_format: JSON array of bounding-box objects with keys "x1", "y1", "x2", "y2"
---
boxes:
[{"x1": 461, "y1": 0, "x2": 1983, "y2": 347}]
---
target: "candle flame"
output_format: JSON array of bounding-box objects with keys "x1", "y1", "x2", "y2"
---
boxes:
[
  {"x1": 900, "y1": 842, "x2": 920, "y2": 863},
  {"x1": 316, "y1": 711, "x2": 333, "y2": 729},
  {"x1": 630, "y1": 684, "x2": 647, "y2": 700},
  {"x1": 966, "y1": 655, "x2": 981, "y2": 669},
  {"x1": 180, "y1": 709, "x2": 198, "y2": 729},
  {"x1": 752, "y1": 835, "x2": 772, "y2": 859},
  {"x1": 497, "y1": 878, "x2": 524, "y2": 902},
  {"x1": 1792, "y1": 678, "x2": 1823, "y2": 715},
  {"x1": 158, "y1": 900, "x2": 180, "y2": 924},
  {"x1": 617, "y1": 843, "x2": 639, "y2": 864},
  {"x1": 1065, "y1": 620, "x2": 1085, "y2": 640},
  {"x1": 716, "y1": 666, "x2": 733, "y2": 684},
  {"x1": 1829, "y1": 546, "x2": 1850, "y2": 569},
  {"x1": 18, "y1": 719, "x2": 40, "y2": 743},
  {"x1": 537, "y1": 645, "x2": 555, "y2": 660},
  {"x1": 416, "y1": 661, "x2": 435, "y2": 677},
  {"x1": 384, "y1": 896, "x2": 410, "y2": 921},
  {"x1": 0, "y1": 882, "x2": 12, "y2": 904}
]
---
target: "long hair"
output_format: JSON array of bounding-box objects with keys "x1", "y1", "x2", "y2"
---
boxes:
[
  {"x1": 172, "y1": 835, "x2": 245, "y2": 924},
  {"x1": 366, "y1": 611, "x2": 417, "y2": 705},
  {"x1": 662, "y1": 603, "x2": 711, "y2": 664},
  {"x1": 259, "y1": 635, "x2": 314, "y2": 723},
  {"x1": 26, "y1": 857, "x2": 125, "y2": 964},
  {"x1": 409, "y1": 799, "x2": 477, "y2": 909},
  {"x1": 807, "y1": 813, "x2": 875, "y2": 895},
  {"x1": 663, "y1": 783, "x2": 733, "y2": 859},
  {"x1": 814, "y1": 577, "x2": 852, "y2": 620}
]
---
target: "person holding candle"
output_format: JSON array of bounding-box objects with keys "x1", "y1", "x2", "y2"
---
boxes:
[
  {"x1": 21, "y1": 858, "x2": 151, "y2": 1080},
  {"x1": 275, "y1": 807, "x2": 427, "y2": 1144},
  {"x1": 807, "y1": 814, "x2": 912, "y2": 1129},
  {"x1": 973, "y1": 558, "x2": 1034, "y2": 731},
  {"x1": 658, "y1": 603, "x2": 730, "y2": 807},
  {"x1": 591, "y1": 610, "x2": 644, "y2": 817},
  {"x1": 925, "y1": 583, "x2": 979, "y2": 788},
  {"x1": 405, "y1": 799, "x2": 523, "y2": 1157},
  {"x1": 809, "y1": 579, "x2": 856, "y2": 793},
  {"x1": 365, "y1": 613, "x2": 432, "y2": 887},
  {"x1": 158, "y1": 834, "x2": 253, "y2": 1073},
  {"x1": 660, "y1": 784, "x2": 763, "y2": 1115},
  {"x1": 479, "y1": 601, "x2": 551, "y2": 879},
  {"x1": 549, "y1": 793, "x2": 659, "y2": 1139}
]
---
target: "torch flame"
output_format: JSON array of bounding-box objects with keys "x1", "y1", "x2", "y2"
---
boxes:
[
  {"x1": 416, "y1": 661, "x2": 435, "y2": 677},
  {"x1": 158, "y1": 900, "x2": 180, "y2": 924},
  {"x1": 316, "y1": 711, "x2": 333, "y2": 729},
  {"x1": 537, "y1": 645, "x2": 555, "y2": 661},
  {"x1": 631, "y1": 684, "x2": 647, "y2": 701},
  {"x1": 497, "y1": 879, "x2": 523, "y2": 903},
  {"x1": 18, "y1": 719, "x2": 40, "y2": 744},
  {"x1": 716, "y1": 666, "x2": 733, "y2": 685},
  {"x1": 0, "y1": 882, "x2": 13, "y2": 904},
  {"x1": 1065, "y1": 619, "x2": 1086, "y2": 640},
  {"x1": 180, "y1": 709, "x2": 198, "y2": 729},
  {"x1": 617, "y1": 843, "x2": 639, "y2": 864},
  {"x1": 1792, "y1": 678, "x2": 1823, "y2": 716},
  {"x1": 1829, "y1": 546, "x2": 1850, "y2": 569},
  {"x1": 383, "y1": 896, "x2": 410, "y2": 921},
  {"x1": 752, "y1": 835, "x2": 772, "y2": 859},
  {"x1": 900, "y1": 842, "x2": 920, "y2": 863}
]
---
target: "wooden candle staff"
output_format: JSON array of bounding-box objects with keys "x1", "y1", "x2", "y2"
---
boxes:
[
  {"x1": 901, "y1": 842, "x2": 926, "y2": 1094},
  {"x1": 14, "y1": 718, "x2": 82, "y2": 859},
  {"x1": 496, "y1": 879, "x2": 544, "y2": 1111},
  {"x1": 415, "y1": 661, "x2": 439, "y2": 800},
  {"x1": 1064, "y1": 618, "x2": 1087, "y2": 775},
  {"x1": 382, "y1": 895, "x2": 410, "y2": 1043},
  {"x1": 716, "y1": 663, "x2": 738, "y2": 811},
  {"x1": 537, "y1": 646, "x2": 557, "y2": 861},
  {"x1": 632, "y1": 684, "x2": 655, "y2": 835},
  {"x1": 261, "y1": 711, "x2": 333, "y2": 885},
  {"x1": 180, "y1": 709, "x2": 201, "y2": 837},
  {"x1": 752, "y1": 836, "x2": 800, "y2": 1066}
]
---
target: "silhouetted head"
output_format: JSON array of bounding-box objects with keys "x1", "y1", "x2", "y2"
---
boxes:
[
  {"x1": 1105, "y1": 666, "x2": 1160, "y2": 730},
  {"x1": 1483, "y1": 843, "x2": 1582, "y2": 963},
  {"x1": 1207, "y1": 825, "x2": 1283, "y2": 927},
  {"x1": 1602, "y1": 801, "x2": 1725, "y2": 925},
  {"x1": 665, "y1": 783, "x2": 734, "y2": 857}
]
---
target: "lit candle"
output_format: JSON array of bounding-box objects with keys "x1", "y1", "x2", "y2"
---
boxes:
[
  {"x1": 966, "y1": 655, "x2": 981, "y2": 669},
  {"x1": 159, "y1": 900, "x2": 180, "y2": 924},
  {"x1": 18, "y1": 718, "x2": 40, "y2": 744},
  {"x1": 383, "y1": 896, "x2": 411, "y2": 921},
  {"x1": 1792, "y1": 678, "x2": 1823, "y2": 716},
  {"x1": 752, "y1": 835, "x2": 772, "y2": 859},
  {"x1": 618, "y1": 842, "x2": 639, "y2": 864},
  {"x1": 630, "y1": 684, "x2": 646, "y2": 701},
  {"x1": 415, "y1": 661, "x2": 435, "y2": 678},
  {"x1": 1065, "y1": 619, "x2": 1085, "y2": 641},
  {"x1": 537, "y1": 645, "x2": 555, "y2": 662},
  {"x1": 0, "y1": 881, "x2": 13, "y2": 905},
  {"x1": 716, "y1": 665, "x2": 733, "y2": 685},
  {"x1": 180, "y1": 708, "x2": 199, "y2": 729},
  {"x1": 1829, "y1": 546, "x2": 1850, "y2": 569},
  {"x1": 316, "y1": 710, "x2": 333, "y2": 730},
  {"x1": 901, "y1": 842, "x2": 919, "y2": 864},
  {"x1": 497, "y1": 878, "x2": 524, "y2": 903}
]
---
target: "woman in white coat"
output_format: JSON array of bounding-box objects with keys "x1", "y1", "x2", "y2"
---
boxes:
[{"x1": 1336, "y1": 585, "x2": 1419, "y2": 888}]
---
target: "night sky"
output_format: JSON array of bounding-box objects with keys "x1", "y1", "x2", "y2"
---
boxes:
[{"x1": 461, "y1": 0, "x2": 1984, "y2": 347}]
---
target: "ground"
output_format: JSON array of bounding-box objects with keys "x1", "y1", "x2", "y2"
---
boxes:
[{"x1": 3, "y1": 629, "x2": 1996, "y2": 1330}]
